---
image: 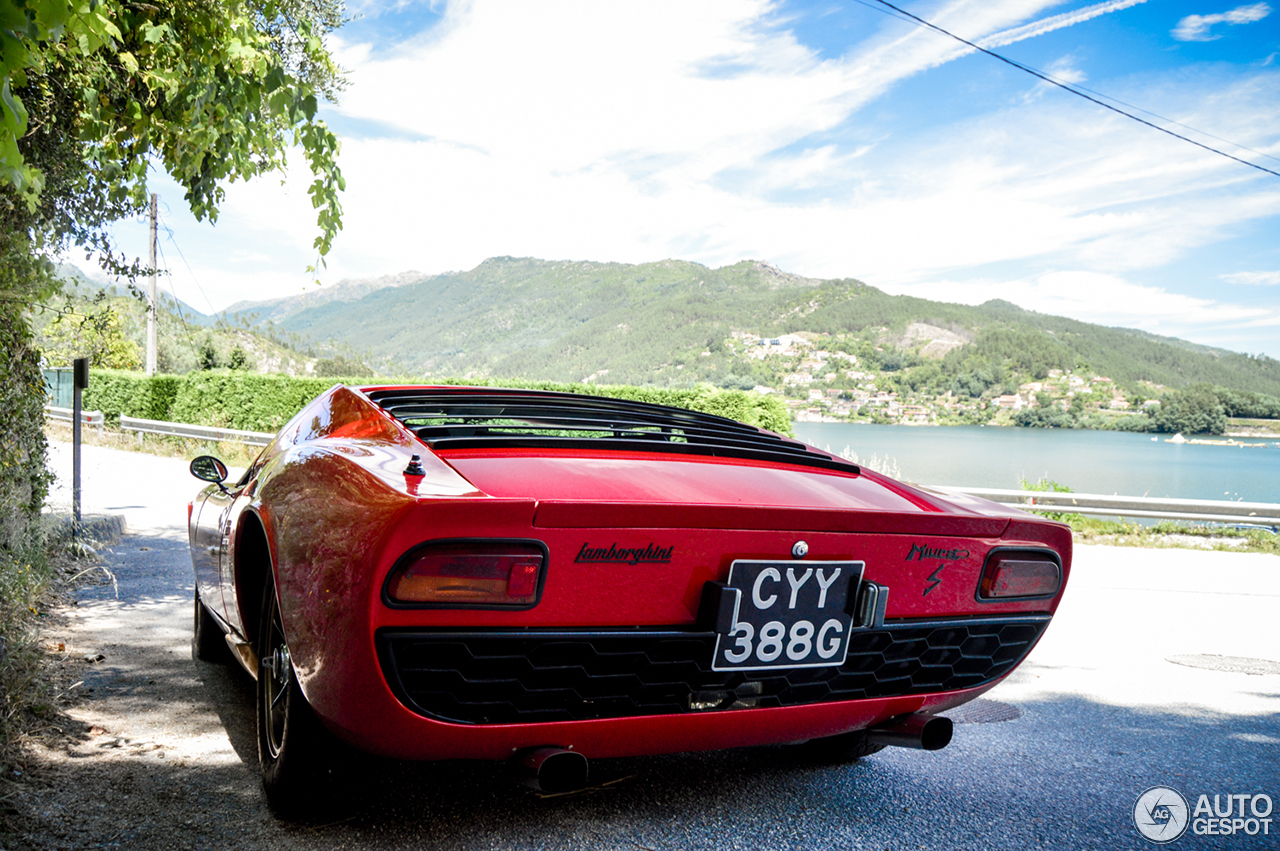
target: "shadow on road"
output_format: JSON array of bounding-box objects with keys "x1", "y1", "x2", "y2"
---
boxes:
[
  {"x1": 190, "y1": 665, "x2": 1280, "y2": 851},
  {"x1": 11, "y1": 526, "x2": 1279, "y2": 850}
]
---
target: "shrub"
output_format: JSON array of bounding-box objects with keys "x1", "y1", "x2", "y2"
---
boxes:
[
  {"x1": 82, "y1": 370, "x2": 180, "y2": 423},
  {"x1": 82, "y1": 371, "x2": 793, "y2": 436}
]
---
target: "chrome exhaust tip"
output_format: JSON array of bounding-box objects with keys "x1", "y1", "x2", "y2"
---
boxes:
[{"x1": 513, "y1": 747, "x2": 589, "y2": 793}]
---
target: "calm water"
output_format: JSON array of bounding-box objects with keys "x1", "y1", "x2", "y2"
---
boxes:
[{"x1": 792, "y1": 423, "x2": 1280, "y2": 504}]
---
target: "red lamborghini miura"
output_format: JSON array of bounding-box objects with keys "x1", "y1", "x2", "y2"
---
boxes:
[{"x1": 188, "y1": 385, "x2": 1070, "y2": 812}]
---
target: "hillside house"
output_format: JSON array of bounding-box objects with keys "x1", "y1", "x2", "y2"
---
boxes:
[{"x1": 900, "y1": 404, "x2": 931, "y2": 423}]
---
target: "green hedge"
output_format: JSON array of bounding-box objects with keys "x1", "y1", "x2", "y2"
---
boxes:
[
  {"x1": 168, "y1": 372, "x2": 349, "y2": 432},
  {"x1": 82, "y1": 371, "x2": 180, "y2": 423},
  {"x1": 436, "y1": 377, "x2": 792, "y2": 435},
  {"x1": 79, "y1": 371, "x2": 793, "y2": 436}
]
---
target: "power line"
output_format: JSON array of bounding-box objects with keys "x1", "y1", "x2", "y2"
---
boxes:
[
  {"x1": 155, "y1": 205, "x2": 218, "y2": 316},
  {"x1": 867, "y1": 0, "x2": 1280, "y2": 179},
  {"x1": 153, "y1": 238, "x2": 196, "y2": 344},
  {"x1": 1064, "y1": 81, "x2": 1280, "y2": 167}
]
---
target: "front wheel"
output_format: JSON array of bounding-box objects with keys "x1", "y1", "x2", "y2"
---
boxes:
[{"x1": 256, "y1": 575, "x2": 334, "y2": 817}]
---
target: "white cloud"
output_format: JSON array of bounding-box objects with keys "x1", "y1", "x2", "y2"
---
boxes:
[
  {"x1": 315, "y1": 0, "x2": 1200, "y2": 277},
  {"x1": 1221, "y1": 270, "x2": 1280, "y2": 285},
  {"x1": 1023, "y1": 54, "x2": 1088, "y2": 102},
  {"x1": 1172, "y1": 2, "x2": 1271, "y2": 41},
  {"x1": 884, "y1": 271, "x2": 1279, "y2": 343},
  {"x1": 327, "y1": 0, "x2": 1149, "y2": 186},
  {"x1": 89, "y1": 0, "x2": 1278, "y2": 358},
  {"x1": 979, "y1": 0, "x2": 1149, "y2": 49}
]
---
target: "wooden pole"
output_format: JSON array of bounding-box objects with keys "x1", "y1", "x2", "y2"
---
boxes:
[{"x1": 146, "y1": 192, "x2": 158, "y2": 375}]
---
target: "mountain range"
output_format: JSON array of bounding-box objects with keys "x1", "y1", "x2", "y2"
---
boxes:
[{"x1": 212, "y1": 256, "x2": 1280, "y2": 398}]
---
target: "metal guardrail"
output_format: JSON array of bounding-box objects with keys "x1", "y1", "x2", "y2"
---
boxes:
[
  {"x1": 933, "y1": 486, "x2": 1280, "y2": 528},
  {"x1": 45, "y1": 406, "x2": 105, "y2": 430},
  {"x1": 118, "y1": 416, "x2": 275, "y2": 447}
]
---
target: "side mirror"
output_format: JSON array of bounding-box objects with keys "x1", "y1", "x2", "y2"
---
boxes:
[{"x1": 190, "y1": 455, "x2": 229, "y2": 484}]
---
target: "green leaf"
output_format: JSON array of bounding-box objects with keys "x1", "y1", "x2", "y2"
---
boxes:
[
  {"x1": 1, "y1": 77, "x2": 29, "y2": 134},
  {"x1": 263, "y1": 65, "x2": 285, "y2": 92}
]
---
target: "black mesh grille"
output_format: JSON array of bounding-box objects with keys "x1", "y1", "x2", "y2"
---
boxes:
[
  {"x1": 361, "y1": 387, "x2": 857, "y2": 474},
  {"x1": 377, "y1": 616, "x2": 1050, "y2": 725}
]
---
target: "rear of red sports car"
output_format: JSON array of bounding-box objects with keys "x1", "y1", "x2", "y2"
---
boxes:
[{"x1": 189, "y1": 384, "x2": 1070, "y2": 811}]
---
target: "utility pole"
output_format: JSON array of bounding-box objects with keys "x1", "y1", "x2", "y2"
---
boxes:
[{"x1": 146, "y1": 192, "x2": 158, "y2": 375}]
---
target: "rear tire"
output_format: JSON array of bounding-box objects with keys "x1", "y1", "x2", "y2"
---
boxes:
[
  {"x1": 192, "y1": 588, "x2": 227, "y2": 662},
  {"x1": 256, "y1": 575, "x2": 334, "y2": 817}
]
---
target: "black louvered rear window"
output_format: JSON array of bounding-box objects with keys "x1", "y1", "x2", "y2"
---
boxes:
[{"x1": 361, "y1": 387, "x2": 859, "y2": 474}]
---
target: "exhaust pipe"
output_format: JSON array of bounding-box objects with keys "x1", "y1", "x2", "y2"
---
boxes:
[
  {"x1": 513, "y1": 747, "x2": 589, "y2": 793},
  {"x1": 865, "y1": 713, "x2": 953, "y2": 751}
]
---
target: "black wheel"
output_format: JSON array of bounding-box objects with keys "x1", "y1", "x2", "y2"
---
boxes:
[
  {"x1": 256, "y1": 575, "x2": 334, "y2": 817},
  {"x1": 192, "y1": 587, "x2": 227, "y2": 662},
  {"x1": 795, "y1": 729, "x2": 886, "y2": 764}
]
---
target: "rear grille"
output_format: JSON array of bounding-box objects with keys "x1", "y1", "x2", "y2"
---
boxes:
[
  {"x1": 377, "y1": 616, "x2": 1050, "y2": 725},
  {"x1": 362, "y1": 387, "x2": 858, "y2": 474}
]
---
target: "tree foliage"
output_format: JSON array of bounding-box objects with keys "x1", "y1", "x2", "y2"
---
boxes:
[
  {"x1": 1215, "y1": 387, "x2": 1280, "y2": 420},
  {"x1": 0, "y1": 0, "x2": 347, "y2": 660},
  {"x1": 198, "y1": 336, "x2": 219, "y2": 370},
  {"x1": 36, "y1": 300, "x2": 140, "y2": 368},
  {"x1": 1148, "y1": 384, "x2": 1228, "y2": 435},
  {"x1": 251, "y1": 257, "x2": 1280, "y2": 401},
  {"x1": 0, "y1": 298, "x2": 48, "y2": 552},
  {"x1": 228, "y1": 344, "x2": 251, "y2": 370},
  {"x1": 1, "y1": 0, "x2": 346, "y2": 301},
  {"x1": 82, "y1": 369, "x2": 793, "y2": 436}
]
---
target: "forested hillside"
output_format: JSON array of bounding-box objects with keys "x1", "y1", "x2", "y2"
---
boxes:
[
  {"x1": 232, "y1": 256, "x2": 1280, "y2": 399},
  {"x1": 38, "y1": 269, "x2": 326, "y2": 376},
  {"x1": 50, "y1": 256, "x2": 1280, "y2": 435}
]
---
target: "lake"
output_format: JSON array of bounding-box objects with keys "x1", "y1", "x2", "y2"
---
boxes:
[{"x1": 791, "y1": 422, "x2": 1280, "y2": 504}]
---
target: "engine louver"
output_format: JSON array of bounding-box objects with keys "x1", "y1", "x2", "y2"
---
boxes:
[{"x1": 363, "y1": 387, "x2": 858, "y2": 474}]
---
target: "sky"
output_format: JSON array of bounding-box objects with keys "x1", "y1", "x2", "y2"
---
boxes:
[{"x1": 104, "y1": 0, "x2": 1280, "y2": 356}]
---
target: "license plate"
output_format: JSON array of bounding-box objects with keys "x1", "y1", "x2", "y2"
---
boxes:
[{"x1": 711, "y1": 559, "x2": 863, "y2": 672}]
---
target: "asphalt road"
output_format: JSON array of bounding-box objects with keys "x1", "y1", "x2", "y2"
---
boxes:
[{"x1": 29, "y1": 440, "x2": 1280, "y2": 851}]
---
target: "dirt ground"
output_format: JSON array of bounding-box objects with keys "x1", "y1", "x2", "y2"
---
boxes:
[{"x1": 2, "y1": 535, "x2": 291, "y2": 850}]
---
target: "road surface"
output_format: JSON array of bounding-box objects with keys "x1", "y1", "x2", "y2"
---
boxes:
[{"x1": 13, "y1": 440, "x2": 1278, "y2": 850}]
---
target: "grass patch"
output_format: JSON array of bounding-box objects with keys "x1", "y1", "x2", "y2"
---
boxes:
[
  {"x1": 1054, "y1": 516, "x2": 1280, "y2": 554},
  {"x1": 1019, "y1": 477, "x2": 1084, "y2": 524},
  {"x1": 1, "y1": 520, "x2": 119, "y2": 832},
  {"x1": 1017, "y1": 477, "x2": 1278, "y2": 554},
  {"x1": 0, "y1": 538, "x2": 56, "y2": 794},
  {"x1": 1226, "y1": 417, "x2": 1280, "y2": 438}
]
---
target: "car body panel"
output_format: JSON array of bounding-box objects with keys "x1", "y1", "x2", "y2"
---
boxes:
[{"x1": 189, "y1": 384, "x2": 1072, "y2": 763}]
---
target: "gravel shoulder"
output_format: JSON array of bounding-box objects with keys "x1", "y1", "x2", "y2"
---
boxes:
[{"x1": 5, "y1": 441, "x2": 1278, "y2": 850}]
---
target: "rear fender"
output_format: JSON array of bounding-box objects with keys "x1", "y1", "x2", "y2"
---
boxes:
[{"x1": 232, "y1": 509, "x2": 274, "y2": 649}]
